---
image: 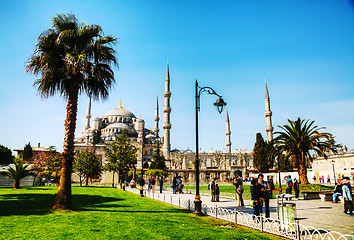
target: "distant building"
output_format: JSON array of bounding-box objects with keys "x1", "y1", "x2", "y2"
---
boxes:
[
  {"x1": 14, "y1": 143, "x2": 50, "y2": 163},
  {"x1": 311, "y1": 148, "x2": 354, "y2": 182}
]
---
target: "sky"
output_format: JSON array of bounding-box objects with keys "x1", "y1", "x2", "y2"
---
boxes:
[{"x1": 0, "y1": 0, "x2": 353, "y2": 154}]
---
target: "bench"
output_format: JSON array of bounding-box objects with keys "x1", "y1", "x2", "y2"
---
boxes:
[{"x1": 302, "y1": 191, "x2": 333, "y2": 200}]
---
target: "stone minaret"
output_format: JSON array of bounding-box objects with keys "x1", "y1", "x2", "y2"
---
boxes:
[
  {"x1": 85, "y1": 96, "x2": 92, "y2": 130},
  {"x1": 264, "y1": 78, "x2": 273, "y2": 142},
  {"x1": 154, "y1": 94, "x2": 160, "y2": 137},
  {"x1": 163, "y1": 61, "x2": 172, "y2": 160},
  {"x1": 226, "y1": 109, "x2": 231, "y2": 153}
]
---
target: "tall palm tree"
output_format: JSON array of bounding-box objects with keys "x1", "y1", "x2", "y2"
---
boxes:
[
  {"x1": 0, "y1": 158, "x2": 33, "y2": 189},
  {"x1": 26, "y1": 14, "x2": 118, "y2": 210},
  {"x1": 273, "y1": 118, "x2": 337, "y2": 184}
]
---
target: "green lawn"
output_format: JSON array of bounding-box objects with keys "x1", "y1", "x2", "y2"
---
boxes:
[{"x1": 0, "y1": 186, "x2": 281, "y2": 240}]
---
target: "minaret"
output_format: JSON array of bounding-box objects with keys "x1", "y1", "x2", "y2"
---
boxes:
[
  {"x1": 85, "y1": 96, "x2": 92, "y2": 130},
  {"x1": 154, "y1": 94, "x2": 160, "y2": 137},
  {"x1": 226, "y1": 109, "x2": 231, "y2": 153},
  {"x1": 264, "y1": 78, "x2": 273, "y2": 142},
  {"x1": 163, "y1": 60, "x2": 172, "y2": 160}
]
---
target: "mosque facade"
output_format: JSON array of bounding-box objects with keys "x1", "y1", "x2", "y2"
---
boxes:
[{"x1": 74, "y1": 62, "x2": 274, "y2": 183}]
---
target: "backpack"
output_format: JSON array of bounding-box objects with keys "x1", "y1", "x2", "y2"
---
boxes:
[{"x1": 288, "y1": 180, "x2": 293, "y2": 187}]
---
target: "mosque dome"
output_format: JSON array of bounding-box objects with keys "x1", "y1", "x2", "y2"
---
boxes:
[{"x1": 104, "y1": 108, "x2": 136, "y2": 118}]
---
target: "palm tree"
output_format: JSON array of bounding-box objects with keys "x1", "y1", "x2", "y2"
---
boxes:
[
  {"x1": 0, "y1": 158, "x2": 33, "y2": 189},
  {"x1": 273, "y1": 118, "x2": 337, "y2": 184},
  {"x1": 26, "y1": 13, "x2": 118, "y2": 209}
]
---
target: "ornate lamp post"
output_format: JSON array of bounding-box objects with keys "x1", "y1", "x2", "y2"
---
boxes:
[
  {"x1": 331, "y1": 160, "x2": 336, "y2": 184},
  {"x1": 194, "y1": 80, "x2": 227, "y2": 215},
  {"x1": 140, "y1": 130, "x2": 145, "y2": 197}
]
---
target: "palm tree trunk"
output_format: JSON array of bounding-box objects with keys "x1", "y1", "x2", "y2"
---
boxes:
[
  {"x1": 14, "y1": 180, "x2": 20, "y2": 189},
  {"x1": 298, "y1": 154, "x2": 309, "y2": 184},
  {"x1": 53, "y1": 85, "x2": 79, "y2": 210}
]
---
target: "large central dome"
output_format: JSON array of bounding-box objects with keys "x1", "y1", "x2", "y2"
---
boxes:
[{"x1": 104, "y1": 107, "x2": 136, "y2": 118}]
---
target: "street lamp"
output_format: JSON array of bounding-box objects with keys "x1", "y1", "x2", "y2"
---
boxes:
[
  {"x1": 194, "y1": 80, "x2": 227, "y2": 215},
  {"x1": 331, "y1": 160, "x2": 336, "y2": 184},
  {"x1": 140, "y1": 130, "x2": 145, "y2": 197}
]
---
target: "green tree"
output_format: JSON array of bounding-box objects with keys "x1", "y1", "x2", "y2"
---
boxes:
[
  {"x1": 252, "y1": 133, "x2": 272, "y2": 172},
  {"x1": 149, "y1": 141, "x2": 166, "y2": 171},
  {"x1": 274, "y1": 118, "x2": 337, "y2": 184},
  {"x1": 0, "y1": 144, "x2": 14, "y2": 166},
  {"x1": 26, "y1": 13, "x2": 118, "y2": 210},
  {"x1": 23, "y1": 142, "x2": 33, "y2": 162},
  {"x1": 277, "y1": 153, "x2": 293, "y2": 172},
  {"x1": 0, "y1": 157, "x2": 33, "y2": 189},
  {"x1": 74, "y1": 149, "x2": 102, "y2": 186},
  {"x1": 104, "y1": 131, "x2": 137, "y2": 189}
]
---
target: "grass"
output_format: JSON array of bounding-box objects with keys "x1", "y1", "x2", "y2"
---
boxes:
[
  {"x1": 0, "y1": 186, "x2": 282, "y2": 240},
  {"x1": 184, "y1": 183, "x2": 334, "y2": 199}
]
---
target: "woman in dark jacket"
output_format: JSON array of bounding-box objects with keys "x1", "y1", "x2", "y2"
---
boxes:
[{"x1": 250, "y1": 178, "x2": 261, "y2": 220}]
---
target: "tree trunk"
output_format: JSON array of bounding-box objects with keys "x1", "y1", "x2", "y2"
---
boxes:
[
  {"x1": 53, "y1": 85, "x2": 79, "y2": 210},
  {"x1": 298, "y1": 155, "x2": 309, "y2": 184},
  {"x1": 85, "y1": 174, "x2": 89, "y2": 186},
  {"x1": 112, "y1": 172, "x2": 115, "y2": 188},
  {"x1": 14, "y1": 179, "x2": 20, "y2": 189}
]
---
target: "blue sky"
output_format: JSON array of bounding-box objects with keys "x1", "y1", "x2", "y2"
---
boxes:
[{"x1": 0, "y1": 0, "x2": 353, "y2": 153}]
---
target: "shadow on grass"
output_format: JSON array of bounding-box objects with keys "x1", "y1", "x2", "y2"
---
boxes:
[{"x1": 0, "y1": 193, "x2": 125, "y2": 216}]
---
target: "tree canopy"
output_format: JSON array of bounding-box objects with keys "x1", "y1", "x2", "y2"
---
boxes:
[
  {"x1": 23, "y1": 142, "x2": 33, "y2": 162},
  {"x1": 104, "y1": 131, "x2": 137, "y2": 183},
  {"x1": 74, "y1": 149, "x2": 102, "y2": 186},
  {"x1": 0, "y1": 144, "x2": 13, "y2": 166},
  {"x1": 252, "y1": 133, "x2": 273, "y2": 173},
  {"x1": 0, "y1": 157, "x2": 33, "y2": 189},
  {"x1": 274, "y1": 118, "x2": 337, "y2": 184}
]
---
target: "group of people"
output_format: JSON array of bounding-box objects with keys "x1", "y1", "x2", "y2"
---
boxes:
[
  {"x1": 172, "y1": 176, "x2": 184, "y2": 194},
  {"x1": 209, "y1": 178, "x2": 220, "y2": 202},
  {"x1": 332, "y1": 177, "x2": 353, "y2": 216},
  {"x1": 284, "y1": 175, "x2": 300, "y2": 199},
  {"x1": 146, "y1": 177, "x2": 164, "y2": 193},
  {"x1": 250, "y1": 174, "x2": 272, "y2": 219}
]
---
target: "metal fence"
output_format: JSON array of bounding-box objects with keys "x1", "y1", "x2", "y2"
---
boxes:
[{"x1": 126, "y1": 188, "x2": 352, "y2": 240}]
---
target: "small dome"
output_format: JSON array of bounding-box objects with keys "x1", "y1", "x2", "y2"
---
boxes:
[
  {"x1": 208, "y1": 149, "x2": 216, "y2": 154},
  {"x1": 105, "y1": 123, "x2": 132, "y2": 130},
  {"x1": 199, "y1": 150, "x2": 205, "y2": 154}
]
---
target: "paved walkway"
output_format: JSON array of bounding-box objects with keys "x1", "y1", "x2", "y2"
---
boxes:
[{"x1": 137, "y1": 188, "x2": 353, "y2": 236}]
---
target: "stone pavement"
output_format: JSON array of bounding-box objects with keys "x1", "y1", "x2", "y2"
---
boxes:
[{"x1": 139, "y1": 188, "x2": 354, "y2": 236}]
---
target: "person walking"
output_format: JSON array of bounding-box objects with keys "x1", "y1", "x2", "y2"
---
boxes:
[
  {"x1": 234, "y1": 178, "x2": 244, "y2": 207},
  {"x1": 151, "y1": 177, "x2": 156, "y2": 193},
  {"x1": 172, "y1": 177, "x2": 177, "y2": 194},
  {"x1": 293, "y1": 178, "x2": 300, "y2": 199},
  {"x1": 258, "y1": 174, "x2": 270, "y2": 218},
  {"x1": 159, "y1": 177, "x2": 163, "y2": 193},
  {"x1": 342, "y1": 177, "x2": 353, "y2": 216},
  {"x1": 327, "y1": 174, "x2": 331, "y2": 184},
  {"x1": 250, "y1": 178, "x2": 261, "y2": 221},
  {"x1": 268, "y1": 176, "x2": 275, "y2": 199}
]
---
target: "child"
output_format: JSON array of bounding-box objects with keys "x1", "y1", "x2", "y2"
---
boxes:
[
  {"x1": 342, "y1": 177, "x2": 353, "y2": 216},
  {"x1": 215, "y1": 184, "x2": 220, "y2": 202}
]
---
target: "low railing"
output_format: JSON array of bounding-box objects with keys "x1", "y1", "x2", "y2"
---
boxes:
[{"x1": 126, "y1": 188, "x2": 352, "y2": 240}]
